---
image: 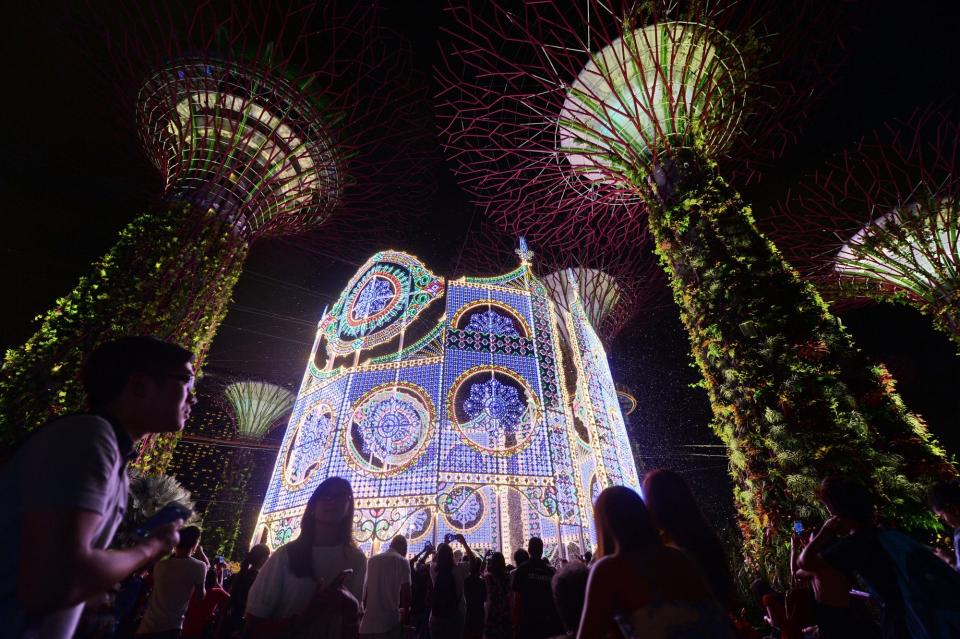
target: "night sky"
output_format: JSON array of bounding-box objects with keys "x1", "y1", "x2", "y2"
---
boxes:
[{"x1": 2, "y1": 1, "x2": 959, "y2": 536}]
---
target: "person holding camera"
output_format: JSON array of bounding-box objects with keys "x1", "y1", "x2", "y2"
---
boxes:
[
  {"x1": 244, "y1": 477, "x2": 366, "y2": 639},
  {"x1": 408, "y1": 543, "x2": 434, "y2": 639},
  {"x1": 0, "y1": 337, "x2": 192, "y2": 639}
]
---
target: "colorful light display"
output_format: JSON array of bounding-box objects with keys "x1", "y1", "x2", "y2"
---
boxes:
[
  {"x1": 253, "y1": 249, "x2": 639, "y2": 556},
  {"x1": 770, "y1": 112, "x2": 960, "y2": 349},
  {"x1": 0, "y1": 3, "x2": 425, "y2": 465},
  {"x1": 437, "y1": 0, "x2": 954, "y2": 577}
]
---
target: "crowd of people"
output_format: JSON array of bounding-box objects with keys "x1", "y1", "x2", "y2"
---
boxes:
[{"x1": 4, "y1": 336, "x2": 960, "y2": 639}]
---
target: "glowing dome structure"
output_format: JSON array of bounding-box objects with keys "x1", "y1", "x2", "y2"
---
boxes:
[{"x1": 253, "y1": 249, "x2": 639, "y2": 555}]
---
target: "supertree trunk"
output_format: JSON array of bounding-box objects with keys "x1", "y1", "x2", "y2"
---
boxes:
[
  {"x1": 647, "y1": 153, "x2": 955, "y2": 579},
  {"x1": 206, "y1": 446, "x2": 256, "y2": 560},
  {"x1": 0, "y1": 202, "x2": 248, "y2": 472}
]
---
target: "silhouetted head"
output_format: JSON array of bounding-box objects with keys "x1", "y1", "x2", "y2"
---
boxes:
[
  {"x1": 593, "y1": 486, "x2": 660, "y2": 557},
  {"x1": 818, "y1": 476, "x2": 875, "y2": 526},
  {"x1": 513, "y1": 548, "x2": 530, "y2": 566},
  {"x1": 552, "y1": 561, "x2": 589, "y2": 632},
  {"x1": 390, "y1": 535, "x2": 408, "y2": 557},
  {"x1": 528, "y1": 536, "x2": 544, "y2": 560}
]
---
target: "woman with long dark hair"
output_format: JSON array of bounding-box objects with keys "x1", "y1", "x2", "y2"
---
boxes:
[
  {"x1": 576, "y1": 486, "x2": 735, "y2": 639},
  {"x1": 641, "y1": 469, "x2": 739, "y2": 613},
  {"x1": 243, "y1": 477, "x2": 367, "y2": 639},
  {"x1": 429, "y1": 534, "x2": 475, "y2": 639},
  {"x1": 483, "y1": 552, "x2": 511, "y2": 639}
]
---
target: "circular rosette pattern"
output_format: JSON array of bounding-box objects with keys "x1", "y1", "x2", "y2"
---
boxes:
[
  {"x1": 439, "y1": 485, "x2": 486, "y2": 532},
  {"x1": 345, "y1": 382, "x2": 435, "y2": 476},
  {"x1": 343, "y1": 267, "x2": 408, "y2": 337},
  {"x1": 321, "y1": 251, "x2": 444, "y2": 357},
  {"x1": 448, "y1": 366, "x2": 541, "y2": 456},
  {"x1": 282, "y1": 402, "x2": 335, "y2": 489}
]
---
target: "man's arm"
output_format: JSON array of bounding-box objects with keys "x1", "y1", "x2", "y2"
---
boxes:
[
  {"x1": 18, "y1": 509, "x2": 178, "y2": 614},
  {"x1": 797, "y1": 516, "x2": 844, "y2": 573}
]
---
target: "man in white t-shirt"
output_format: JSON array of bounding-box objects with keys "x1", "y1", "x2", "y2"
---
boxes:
[
  {"x1": 137, "y1": 526, "x2": 208, "y2": 638},
  {"x1": 359, "y1": 535, "x2": 411, "y2": 639}
]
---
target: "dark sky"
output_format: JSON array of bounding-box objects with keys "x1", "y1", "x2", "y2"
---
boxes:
[{"x1": 2, "y1": 1, "x2": 959, "y2": 532}]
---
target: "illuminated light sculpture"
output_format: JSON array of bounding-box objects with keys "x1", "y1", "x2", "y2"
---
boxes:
[
  {"x1": 253, "y1": 249, "x2": 639, "y2": 557},
  {"x1": 615, "y1": 385, "x2": 637, "y2": 417},
  {"x1": 770, "y1": 112, "x2": 960, "y2": 350},
  {"x1": 0, "y1": 3, "x2": 423, "y2": 471},
  {"x1": 206, "y1": 381, "x2": 294, "y2": 558},
  {"x1": 225, "y1": 382, "x2": 296, "y2": 442},
  {"x1": 438, "y1": 0, "x2": 953, "y2": 576}
]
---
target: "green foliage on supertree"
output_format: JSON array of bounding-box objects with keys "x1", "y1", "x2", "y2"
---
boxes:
[
  {"x1": 646, "y1": 152, "x2": 956, "y2": 581},
  {"x1": 204, "y1": 445, "x2": 258, "y2": 560},
  {"x1": 0, "y1": 202, "x2": 249, "y2": 472}
]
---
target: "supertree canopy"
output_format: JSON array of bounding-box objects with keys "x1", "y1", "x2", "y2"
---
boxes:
[
  {"x1": 438, "y1": 0, "x2": 954, "y2": 578},
  {"x1": 0, "y1": 2, "x2": 423, "y2": 471},
  {"x1": 253, "y1": 248, "x2": 639, "y2": 556},
  {"x1": 209, "y1": 380, "x2": 294, "y2": 558},
  {"x1": 224, "y1": 381, "x2": 296, "y2": 441},
  {"x1": 770, "y1": 111, "x2": 960, "y2": 350},
  {"x1": 138, "y1": 60, "x2": 340, "y2": 238}
]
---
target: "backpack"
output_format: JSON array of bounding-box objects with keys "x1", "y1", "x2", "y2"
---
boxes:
[
  {"x1": 431, "y1": 569, "x2": 460, "y2": 618},
  {"x1": 874, "y1": 529, "x2": 960, "y2": 639}
]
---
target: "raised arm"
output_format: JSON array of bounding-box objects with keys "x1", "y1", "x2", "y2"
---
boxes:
[
  {"x1": 797, "y1": 516, "x2": 844, "y2": 573},
  {"x1": 454, "y1": 534, "x2": 476, "y2": 561}
]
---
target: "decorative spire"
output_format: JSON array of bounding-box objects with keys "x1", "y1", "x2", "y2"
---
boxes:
[{"x1": 515, "y1": 236, "x2": 534, "y2": 264}]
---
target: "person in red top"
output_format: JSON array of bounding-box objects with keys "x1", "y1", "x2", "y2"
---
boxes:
[{"x1": 181, "y1": 564, "x2": 230, "y2": 638}]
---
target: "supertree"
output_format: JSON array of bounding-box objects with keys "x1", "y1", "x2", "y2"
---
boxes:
[
  {"x1": 0, "y1": 1, "x2": 425, "y2": 472},
  {"x1": 770, "y1": 111, "x2": 960, "y2": 351},
  {"x1": 208, "y1": 380, "x2": 294, "y2": 558},
  {"x1": 438, "y1": 0, "x2": 954, "y2": 577}
]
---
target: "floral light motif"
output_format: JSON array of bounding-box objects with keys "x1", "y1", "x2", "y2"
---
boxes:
[
  {"x1": 463, "y1": 377, "x2": 526, "y2": 439},
  {"x1": 347, "y1": 383, "x2": 434, "y2": 475},
  {"x1": 466, "y1": 309, "x2": 519, "y2": 336},
  {"x1": 285, "y1": 407, "x2": 333, "y2": 486},
  {"x1": 441, "y1": 485, "x2": 485, "y2": 530},
  {"x1": 351, "y1": 276, "x2": 397, "y2": 324}
]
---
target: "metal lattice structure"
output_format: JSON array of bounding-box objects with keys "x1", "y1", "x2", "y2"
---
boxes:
[
  {"x1": 116, "y1": 1, "x2": 431, "y2": 246},
  {"x1": 454, "y1": 220, "x2": 667, "y2": 346},
  {"x1": 0, "y1": 2, "x2": 428, "y2": 462},
  {"x1": 436, "y1": 0, "x2": 836, "y2": 251},
  {"x1": 138, "y1": 60, "x2": 341, "y2": 239},
  {"x1": 771, "y1": 111, "x2": 960, "y2": 344},
  {"x1": 224, "y1": 381, "x2": 296, "y2": 441}
]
